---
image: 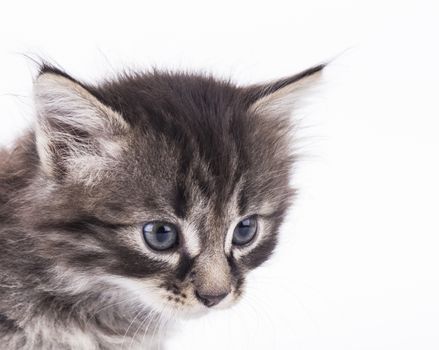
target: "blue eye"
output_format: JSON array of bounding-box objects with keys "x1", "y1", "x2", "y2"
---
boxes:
[
  {"x1": 142, "y1": 222, "x2": 178, "y2": 251},
  {"x1": 232, "y1": 216, "x2": 258, "y2": 246}
]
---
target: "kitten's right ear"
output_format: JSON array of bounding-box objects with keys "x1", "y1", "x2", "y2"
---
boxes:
[{"x1": 33, "y1": 70, "x2": 129, "y2": 179}]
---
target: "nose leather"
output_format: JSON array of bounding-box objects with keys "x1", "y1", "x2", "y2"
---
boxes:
[{"x1": 195, "y1": 291, "x2": 228, "y2": 307}]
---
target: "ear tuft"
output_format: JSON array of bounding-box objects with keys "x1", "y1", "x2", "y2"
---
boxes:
[
  {"x1": 37, "y1": 62, "x2": 76, "y2": 82},
  {"x1": 246, "y1": 63, "x2": 326, "y2": 117}
]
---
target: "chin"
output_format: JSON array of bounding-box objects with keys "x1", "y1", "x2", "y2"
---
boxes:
[{"x1": 170, "y1": 306, "x2": 209, "y2": 319}]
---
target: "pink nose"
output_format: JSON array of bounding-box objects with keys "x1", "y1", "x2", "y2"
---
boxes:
[{"x1": 195, "y1": 291, "x2": 228, "y2": 307}]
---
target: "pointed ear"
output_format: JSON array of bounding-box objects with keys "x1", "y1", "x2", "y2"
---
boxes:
[
  {"x1": 34, "y1": 72, "x2": 129, "y2": 179},
  {"x1": 245, "y1": 63, "x2": 326, "y2": 116}
]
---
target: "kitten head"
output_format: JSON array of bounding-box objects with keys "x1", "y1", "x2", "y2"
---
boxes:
[{"x1": 29, "y1": 64, "x2": 323, "y2": 317}]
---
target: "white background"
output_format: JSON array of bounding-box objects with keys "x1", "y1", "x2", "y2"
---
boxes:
[{"x1": 1, "y1": 1, "x2": 439, "y2": 349}]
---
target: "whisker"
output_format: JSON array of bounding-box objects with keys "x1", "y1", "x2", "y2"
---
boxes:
[
  {"x1": 132, "y1": 308, "x2": 161, "y2": 349},
  {"x1": 122, "y1": 307, "x2": 145, "y2": 347}
]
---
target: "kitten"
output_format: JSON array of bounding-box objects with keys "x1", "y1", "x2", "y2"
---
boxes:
[{"x1": 0, "y1": 62, "x2": 324, "y2": 349}]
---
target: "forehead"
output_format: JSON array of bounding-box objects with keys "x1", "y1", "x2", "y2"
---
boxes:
[{"x1": 92, "y1": 72, "x2": 293, "y2": 222}]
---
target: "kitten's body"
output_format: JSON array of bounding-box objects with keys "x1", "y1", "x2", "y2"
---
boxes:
[{"x1": 0, "y1": 64, "x2": 323, "y2": 349}]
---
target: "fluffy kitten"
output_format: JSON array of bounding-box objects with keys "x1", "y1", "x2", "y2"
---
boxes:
[{"x1": 0, "y1": 63, "x2": 324, "y2": 349}]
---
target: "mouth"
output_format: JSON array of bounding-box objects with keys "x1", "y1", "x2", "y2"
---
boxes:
[
  {"x1": 162, "y1": 287, "x2": 240, "y2": 319},
  {"x1": 155, "y1": 277, "x2": 245, "y2": 316}
]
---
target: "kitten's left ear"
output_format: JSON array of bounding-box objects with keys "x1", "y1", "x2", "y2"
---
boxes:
[{"x1": 244, "y1": 63, "x2": 326, "y2": 116}]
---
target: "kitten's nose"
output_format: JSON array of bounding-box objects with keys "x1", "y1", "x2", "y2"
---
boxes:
[{"x1": 195, "y1": 290, "x2": 228, "y2": 307}]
